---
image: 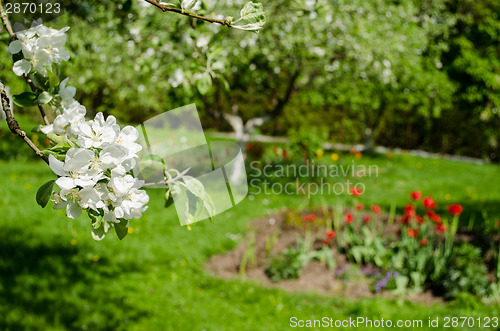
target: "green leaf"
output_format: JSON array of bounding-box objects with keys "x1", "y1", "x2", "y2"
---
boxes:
[
  {"x1": 232, "y1": 2, "x2": 266, "y2": 32},
  {"x1": 181, "y1": 0, "x2": 199, "y2": 11},
  {"x1": 165, "y1": 186, "x2": 175, "y2": 208},
  {"x1": 114, "y1": 218, "x2": 129, "y2": 240},
  {"x1": 197, "y1": 72, "x2": 212, "y2": 95},
  {"x1": 36, "y1": 92, "x2": 53, "y2": 104},
  {"x1": 91, "y1": 222, "x2": 106, "y2": 241},
  {"x1": 201, "y1": 192, "x2": 216, "y2": 219},
  {"x1": 36, "y1": 180, "x2": 55, "y2": 208},
  {"x1": 31, "y1": 125, "x2": 43, "y2": 133},
  {"x1": 47, "y1": 69, "x2": 59, "y2": 87},
  {"x1": 31, "y1": 74, "x2": 50, "y2": 90},
  {"x1": 88, "y1": 209, "x2": 103, "y2": 229},
  {"x1": 122, "y1": 0, "x2": 132, "y2": 11},
  {"x1": 184, "y1": 177, "x2": 204, "y2": 197},
  {"x1": 217, "y1": 75, "x2": 230, "y2": 91},
  {"x1": 12, "y1": 92, "x2": 38, "y2": 107},
  {"x1": 159, "y1": 1, "x2": 177, "y2": 7}
]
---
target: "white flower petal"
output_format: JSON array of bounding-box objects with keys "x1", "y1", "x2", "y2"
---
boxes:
[
  {"x1": 55, "y1": 177, "x2": 76, "y2": 190},
  {"x1": 120, "y1": 126, "x2": 139, "y2": 141},
  {"x1": 66, "y1": 202, "x2": 82, "y2": 219},
  {"x1": 41, "y1": 124, "x2": 54, "y2": 134},
  {"x1": 49, "y1": 154, "x2": 68, "y2": 176},
  {"x1": 12, "y1": 59, "x2": 31, "y2": 76},
  {"x1": 8, "y1": 40, "x2": 22, "y2": 54},
  {"x1": 64, "y1": 148, "x2": 94, "y2": 170}
]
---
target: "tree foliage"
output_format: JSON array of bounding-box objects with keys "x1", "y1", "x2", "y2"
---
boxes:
[{"x1": 1, "y1": 0, "x2": 499, "y2": 158}]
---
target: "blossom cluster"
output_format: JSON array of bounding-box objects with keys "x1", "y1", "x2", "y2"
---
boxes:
[
  {"x1": 47, "y1": 112, "x2": 148, "y2": 234},
  {"x1": 8, "y1": 22, "x2": 149, "y2": 240},
  {"x1": 8, "y1": 21, "x2": 70, "y2": 76}
]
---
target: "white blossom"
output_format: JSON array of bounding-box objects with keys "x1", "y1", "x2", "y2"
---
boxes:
[
  {"x1": 59, "y1": 78, "x2": 77, "y2": 104},
  {"x1": 168, "y1": 68, "x2": 185, "y2": 88},
  {"x1": 115, "y1": 126, "x2": 142, "y2": 159},
  {"x1": 77, "y1": 113, "x2": 120, "y2": 149},
  {"x1": 108, "y1": 168, "x2": 148, "y2": 220},
  {"x1": 14, "y1": 23, "x2": 150, "y2": 240},
  {"x1": 49, "y1": 151, "x2": 103, "y2": 190},
  {"x1": 8, "y1": 23, "x2": 70, "y2": 76},
  {"x1": 41, "y1": 100, "x2": 86, "y2": 137}
]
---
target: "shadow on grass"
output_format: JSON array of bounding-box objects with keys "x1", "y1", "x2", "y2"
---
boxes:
[{"x1": 0, "y1": 229, "x2": 148, "y2": 331}]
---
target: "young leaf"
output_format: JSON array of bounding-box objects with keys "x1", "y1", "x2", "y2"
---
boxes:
[
  {"x1": 197, "y1": 72, "x2": 212, "y2": 95},
  {"x1": 114, "y1": 219, "x2": 129, "y2": 240},
  {"x1": 91, "y1": 223, "x2": 106, "y2": 241},
  {"x1": 88, "y1": 209, "x2": 103, "y2": 229},
  {"x1": 232, "y1": 2, "x2": 266, "y2": 32},
  {"x1": 36, "y1": 180, "x2": 55, "y2": 208},
  {"x1": 181, "y1": 0, "x2": 199, "y2": 11},
  {"x1": 165, "y1": 187, "x2": 175, "y2": 208},
  {"x1": 159, "y1": 2, "x2": 177, "y2": 7},
  {"x1": 184, "y1": 177, "x2": 205, "y2": 197},
  {"x1": 12, "y1": 92, "x2": 38, "y2": 107},
  {"x1": 217, "y1": 75, "x2": 231, "y2": 91},
  {"x1": 47, "y1": 69, "x2": 59, "y2": 87},
  {"x1": 122, "y1": 0, "x2": 133, "y2": 11},
  {"x1": 36, "y1": 91, "x2": 53, "y2": 104},
  {"x1": 31, "y1": 74, "x2": 50, "y2": 90}
]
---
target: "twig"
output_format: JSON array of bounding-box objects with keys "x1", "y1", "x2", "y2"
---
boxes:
[
  {"x1": 1, "y1": 86, "x2": 49, "y2": 164},
  {"x1": 25, "y1": 75, "x2": 51, "y2": 126},
  {"x1": 0, "y1": 0, "x2": 14, "y2": 38},
  {"x1": 142, "y1": 168, "x2": 191, "y2": 188},
  {"x1": 0, "y1": 0, "x2": 50, "y2": 126},
  {"x1": 143, "y1": 0, "x2": 232, "y2": 27}
]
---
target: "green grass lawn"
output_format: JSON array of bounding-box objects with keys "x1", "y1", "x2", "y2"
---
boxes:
[{"x1": 1, "y1": 154, "x2": 500, "y2": 330}]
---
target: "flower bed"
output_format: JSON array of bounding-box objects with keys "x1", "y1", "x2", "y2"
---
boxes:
[{"x1": 206, "y1": 191, "x2": 500, "y2": 303}]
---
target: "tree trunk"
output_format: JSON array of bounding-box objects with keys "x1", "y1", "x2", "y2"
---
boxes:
[{"x1": 364, "y1": 127, "x2": 374, "y2": 152}]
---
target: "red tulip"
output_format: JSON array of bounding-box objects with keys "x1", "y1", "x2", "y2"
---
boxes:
[
  {"x1": 355, "y1": 204, "x2": 364, "y2": 211},
  {"x1": 363, "y1": 215, "x2": 372, "y2": 223},
  {"x1": 303, "y1": 214, "x2": 316, "y2": 222},
  {"x1": 326, "y1": 231, "x2": 336, "y2": 239},
  {"x1": 423, "y1": 196, "x2": 436, "y2": 208},
  {"x1": 282, "y1": 149, "x2": 289, "y2": 160},
  {"x1": 370, "y1": 205, "x2": 381, "y2": 214},
  {"x1": 345, "y1": 212, "x2": 354, "y2": 224},
  {"x1": 411, "y1": 191, "x2": 422, "y2": 200},
  {"x1": 404, "y1": 204, "x2": 416, "y2": 217},
  {"x1": 436, "y1": 224, "x2": 446, "y2": 233},
  {"x1": 399, "y1": 215, "x2": 411, "y2": 225},
  {"x1": 447, "y1": 204, "x2": 463, "y2": 216},
  {"x1": 416, "y1": 216, "x2": 424, "y2": 224},
  {"x1": 322, "y1": 240, "x2": 329, "y2": 246},
  {"x1": 426, "y1": 210, "x2": 442, "y2": 223},
  {"x1": 406, "y1": 228, "x2": 418, "y2": 238},
  {"x1": 350, "y1": 187, "x2": 363, "y2": 197},
  {"x1": 419, "y1": 238, "x2": 428, "y2": 246}
]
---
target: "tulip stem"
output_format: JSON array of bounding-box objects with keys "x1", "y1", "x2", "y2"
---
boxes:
[{"x1": 387, "y1": 202, "x2": 396, "y2": 226}]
